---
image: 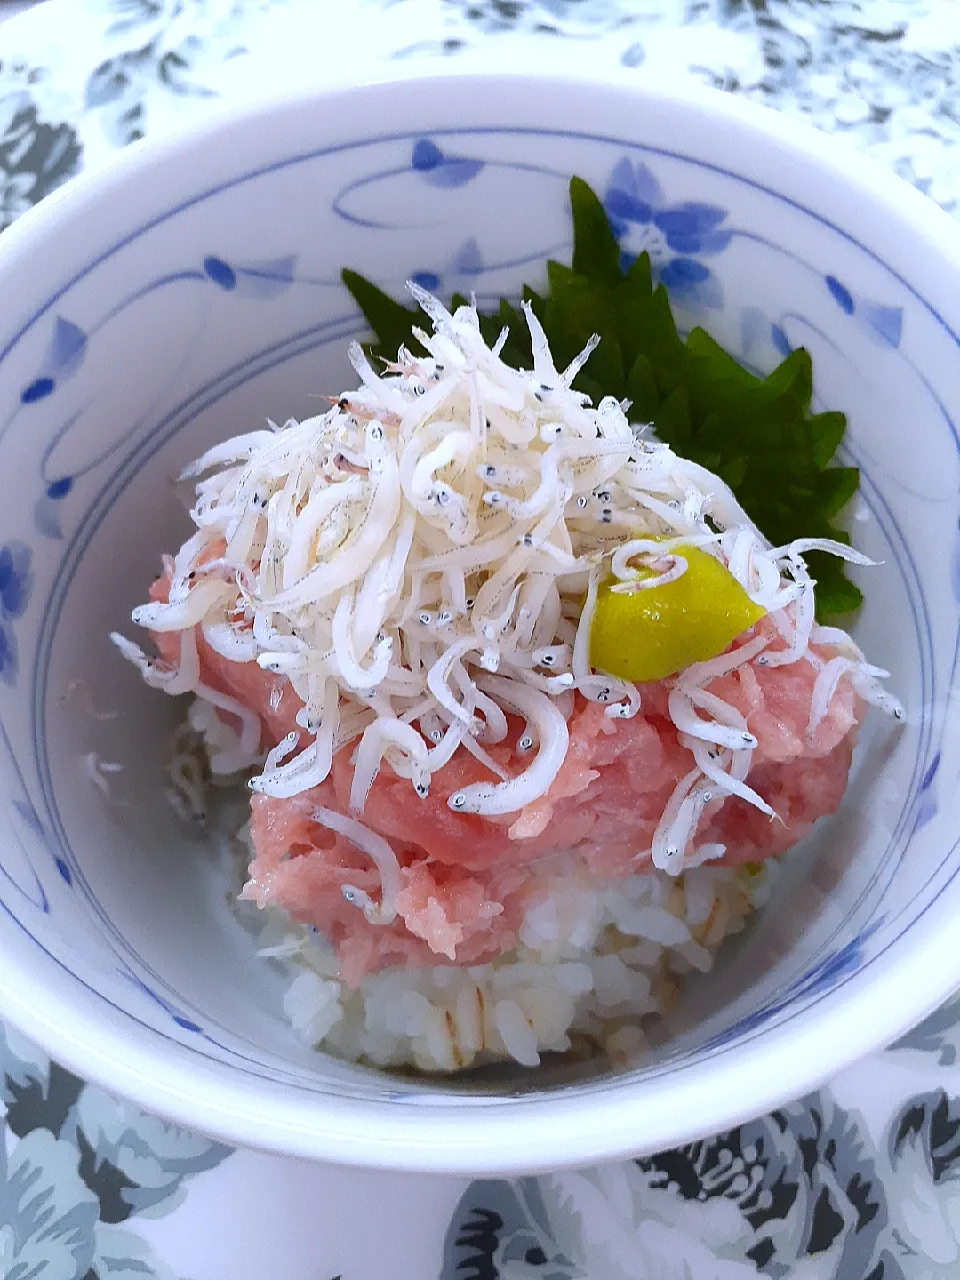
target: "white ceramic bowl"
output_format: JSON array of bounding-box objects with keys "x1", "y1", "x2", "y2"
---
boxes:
[{"x1": 0, "y1": 68, "x2": 957, "y2": 1174}]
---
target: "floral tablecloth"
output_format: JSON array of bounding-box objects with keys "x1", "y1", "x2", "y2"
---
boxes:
[{"x1": 2, "y1": 2, "x2": 960, "y2": 1277}]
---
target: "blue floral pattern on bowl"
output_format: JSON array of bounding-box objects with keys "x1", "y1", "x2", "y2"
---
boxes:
[
  {"x1": 0, "y1": 85, "x2": 947, "y2": 1147},
  {"x1": 0, "y1": 0, "x2": 959, "y2": 1271},
  {"x1": 603, "y1": 157, "x2": 732, "y2": 308}
]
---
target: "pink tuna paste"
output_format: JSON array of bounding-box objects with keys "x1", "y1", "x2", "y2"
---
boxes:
[{"x1": 150, "y1": 575, "x2": 861, "y2": 986}]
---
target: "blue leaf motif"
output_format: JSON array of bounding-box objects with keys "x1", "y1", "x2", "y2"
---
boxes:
[
  {"x1": 46, "y1": 476, "x2": 73, "y2": 500},
  {"x1": 410, "y1": 138, "x2": 483, "y2": 189},
  {"x1": 411, "y1": 138, "x2": 443, "y2": 171},
  {"x1": 411, "y1": 270, "x2": 440, "y2": 291},
  {"x1": 921, "y1": 752, "x2": 941, "y2": 791},
  {"x1": 825, "y1": 275, "x2": 855, "y2": 315},
  {"x1": 203, "y1": 255, "x2": 300, "y2": 300},
  {"x1": 0, "y1": 621, "x2": 19, "y2": 685},
  {"x1": 0, "y1": 541, "x2": 32, "y2": 619},
  {"x1": 913, "y1": 789, "x2": 938, "y2": 834},
  {"x1": 429, "y1": 159, "x2": 484, "y2": 190},
  {"x1": 202, "y1": 256, "x2": 237, "y2": 290},
  {"x1": 13, "y1": 797, "x2": 45, "y2": 839},
  {"x1": 125, "y1": 974, "x2": 208, "y2": 1040},
  {"x1": 21, "y1": 376, "x2": 55, "y2": 404},
  {"x1": 771, "y1": 323, "x2": 792, "y2": 357},
  {"x1": 861, "y1": 303, "x2": 903, "y2": 349},
  {"x1": 33, "y1": 494, "x2": 63, "y2": 540},
  {"x1": 797, "y1": 930, "x2": 874, "y2": 997},
  {"x1": 452, "y1": 237, "x2": 483, "y2": 277},
  {"x1": 235, "y1": 255, "x2": 298, "y2": 300},
  {"x1": 49, "y1": 317, "x2": 87, "y2": 375},
  {"x1": 739, "y1": 305, "x2": 767, "y2": 361}
]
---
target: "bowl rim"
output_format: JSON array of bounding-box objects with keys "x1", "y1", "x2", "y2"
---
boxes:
[{"x1": 1, "y1": 61, "x2": 959, "y2": 1174}]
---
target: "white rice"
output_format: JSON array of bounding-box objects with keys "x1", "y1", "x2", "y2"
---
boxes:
[
  {"x1": 171, "y1": 688, "x2": 772, "y2": 1076},
  {"x1": 255, "y1": 858, "x2": 770, "y2": 1073}
]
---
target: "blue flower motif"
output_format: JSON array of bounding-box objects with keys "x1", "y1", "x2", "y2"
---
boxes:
[{"x1": 603, "y1": 157, "x2": 731, "y2": 309}]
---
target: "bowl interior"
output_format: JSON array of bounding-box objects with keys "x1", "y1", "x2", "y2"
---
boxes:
[{"x1": 0, "y1": 74, "x2": 957, "y2": 1168}]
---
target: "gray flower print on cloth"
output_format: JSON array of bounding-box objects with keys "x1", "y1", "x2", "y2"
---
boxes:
[
  {"x1": 891, "y1": 994, "x2": 960, "y2": 1067},
  {"x1": 443, "y1": 0, "x2": 640, "y2": 35},
  {"x1": 0, "y1": 1023, "x2": 231, "y2": 1279},
  {"x1": 0, "y1": 66, "x2": 81, "y2": 231},
  {"x1": 691, "y1": 0, "x2": 960, "y2": 217},
  {"x1": 442, "y1": 1091, "x2": 898, "y2": 1279},
  {"x1": 85, "y1": 0, "x2": 290, "y2": 145},
  {"x1": 60, "y1": 1085, "x2": 230, "y2": 1219},
  {"x1": 0, "y1": 1129, "x2": 99, "y2": 1280},
  {"x1": 885, "y1": 1090, "x2": 960, "y2": 1278},
  {"x1": 446, "y1": 0, "x2": 960, "y2": 220}
]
